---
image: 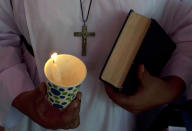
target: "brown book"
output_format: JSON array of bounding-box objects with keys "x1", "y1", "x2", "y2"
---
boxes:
[{"x1": 100, "y1": 10, "x2": 176, "y2": 95}]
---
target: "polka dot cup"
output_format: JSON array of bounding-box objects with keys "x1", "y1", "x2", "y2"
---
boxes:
[
  {"x1": 46, "y1": 81, "x2": 81, "y2": 109},
  {"x1": 44, "y1": 54, "x2": 87, "y2": 109}
]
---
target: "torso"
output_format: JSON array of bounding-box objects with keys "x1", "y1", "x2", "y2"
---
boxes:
[{"x1": 11, "y1": 0, "x2": 167, "y2": 130}]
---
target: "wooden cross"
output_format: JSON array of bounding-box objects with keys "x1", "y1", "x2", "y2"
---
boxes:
[{"x1": 74, "y1": 25, "x2": 95, "y2": 56}]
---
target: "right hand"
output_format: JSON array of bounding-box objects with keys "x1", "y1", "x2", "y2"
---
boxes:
[
  {"x1": 12, "y1": 82, "x2": 81, "y2": 130},
  {"x1": 0, "y1": 126, "x2": 4, "y2": 131},
  {"x1": 105, "y1": 64, "x2": 185, "y2": 114}
]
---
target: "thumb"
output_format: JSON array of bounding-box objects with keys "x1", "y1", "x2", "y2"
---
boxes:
[
  {"x1": 104, "y1": 84, "x2": 131, "y2": 106},
  {"x1": 35, "y1": 82, "x2": 47, "y2": 103},
  {"x1": 38, "y1": 82, "x2": 47, "y2": 97},
  {"x1": 137, "y1": 64, "x2": 151, "y2": 85},
  {"x1": 65, "y1": 92, "x2": 82, "y2": 111}
]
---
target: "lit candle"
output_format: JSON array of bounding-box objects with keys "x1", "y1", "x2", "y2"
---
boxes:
[
  {"x1": 44, "y1": 53, "x2": 87, "y2": 87},
  {"x1": 51, "y1": 52, "x2": 57, "y2": 63},
  {"x1": 50, "y1": 53, "x2": 62, "y2": 83},
  {"x1": 44, "y1": 53, "x2": 87, "y2": 109}
]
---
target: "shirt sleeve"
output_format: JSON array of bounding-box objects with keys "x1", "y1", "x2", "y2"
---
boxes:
[
  {"x1": 0, "y1": 0, "x2": 35, "y2": 126},
  {"x1": 160, "y1": 0, "x2": 192, "y2": 88}
]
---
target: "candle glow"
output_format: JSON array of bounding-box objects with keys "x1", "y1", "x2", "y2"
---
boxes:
[
  {"x1": 44, "y1": 54, "x2": 87, "y2": 87},
  {"x1": 51, "y1": 52, "x2": 58, "y2": 63}
]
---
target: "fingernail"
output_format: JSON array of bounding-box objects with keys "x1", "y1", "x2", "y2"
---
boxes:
[{"x1": 77, "y1": 93, "x2": 82, "y2": 101}]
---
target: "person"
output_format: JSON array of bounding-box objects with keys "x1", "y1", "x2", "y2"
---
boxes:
[{"x1": 0, "y1": 0, "x2": 192, "y2": 131}]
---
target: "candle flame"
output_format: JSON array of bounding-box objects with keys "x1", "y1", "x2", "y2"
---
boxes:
[{"x1": 51, "y1": 53, "x2": 58, "y2": 63}]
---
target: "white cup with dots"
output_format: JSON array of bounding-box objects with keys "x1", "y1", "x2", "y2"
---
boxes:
[{"x1": 44, "y1": 53, "x2": 87, "y2": 109}]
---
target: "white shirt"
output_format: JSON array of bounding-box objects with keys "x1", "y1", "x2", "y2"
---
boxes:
[{"x1": 1, "y1": 0, "x2": 192, "y2": 131}]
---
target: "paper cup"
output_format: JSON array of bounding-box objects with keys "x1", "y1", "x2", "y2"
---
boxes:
[{"x1": 44, "y1": 54, "x2": 87, "y2": 109}]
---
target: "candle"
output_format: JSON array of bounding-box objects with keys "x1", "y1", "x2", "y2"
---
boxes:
[
  {"x1": 50, "y1": 53, "x2": 62, "y2": 84},
  {"x1": 44, "y1": 53, "x2": 86, "y2": 86},
  {"x1": 51, "y1": 52, "x2": 57, "y2": 63},
  {"x1": 44, "y1": 53, "x2": 87, "y2": 109}
]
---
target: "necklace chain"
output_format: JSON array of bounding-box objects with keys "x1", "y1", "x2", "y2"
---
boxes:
[{"x1": 80, "y1": 0, "x2": 93, "y2": 25}]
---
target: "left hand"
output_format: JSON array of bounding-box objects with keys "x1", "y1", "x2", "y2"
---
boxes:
[
  {"x1": 105, "y1": 64, "x2": 185, "y2": 114},
  {"x1": 12, "y1": 83, "x2": 81, "y2": 130}
]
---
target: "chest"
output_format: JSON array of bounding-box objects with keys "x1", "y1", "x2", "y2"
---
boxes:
[
  {"x1": 13, "y1": 0, "x2": 165, "y2": 40},
  {"x1": 12, "y1": 0, "x2": 166, "y2": 80}
]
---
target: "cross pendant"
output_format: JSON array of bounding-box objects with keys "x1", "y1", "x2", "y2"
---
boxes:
[{"x1": 74, "y1": 25, "x2": 95, "y2": 56}]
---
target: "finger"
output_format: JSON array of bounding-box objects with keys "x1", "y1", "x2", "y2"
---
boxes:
[
  {"x1": 137, "y1": 64, "x2": 145, "y2": 83},
  {"x1": 104, "y1": 85, "x2": 133, "y2": 107},
  {"x1": 65, "y1": 92, "x2": 82, "y2": 111},
  {"x1": 68, "y1": 115, "x2": 80, "y2": 129},
  {"x1": 35, "y1": 83, "x2": 61, "y2": 123},
  {"x1": 39, "y1": 82, "x2": 47, "y2": 96},
  {"x1": 35, "y1": 82, "x2": 47, "y2": 97},
  {"x1": 62, "y1": 115, "x2": 80, "y2": 130},
  {"x1": 34, "y1": 82, "x2": 47, "y2": 105},
  {"x1": 104, "y1": 85, "x2": 140, "y2": 111},
  {"x1": 71, "y1": 115, "x2": 80, "y2": 129},
  {"x1": 137, "y1": 64, "x2": 151, "y2": 86},
  {"x1": 61, "y1": 92, "x2": 81, "y2": 122}
]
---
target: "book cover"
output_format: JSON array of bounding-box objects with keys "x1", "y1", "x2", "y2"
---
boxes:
[{"x1": 100, "y1": 10, "x2": 176, "y2": 95}]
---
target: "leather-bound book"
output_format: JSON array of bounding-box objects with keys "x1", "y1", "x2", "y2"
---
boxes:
[{"x1": 100, "y1": 10, "x2": 176, "y2": 95}]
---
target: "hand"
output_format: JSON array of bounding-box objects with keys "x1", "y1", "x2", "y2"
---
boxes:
[
  {"x1": 105, "y1": 64, "x2": 185, "y2": 114},
  {"x1": 0, "y1": 126, "x2": 4, "y2": 131},
  {"x1": 12, "y1": 82, "x2": 81, "y2": 130}
]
